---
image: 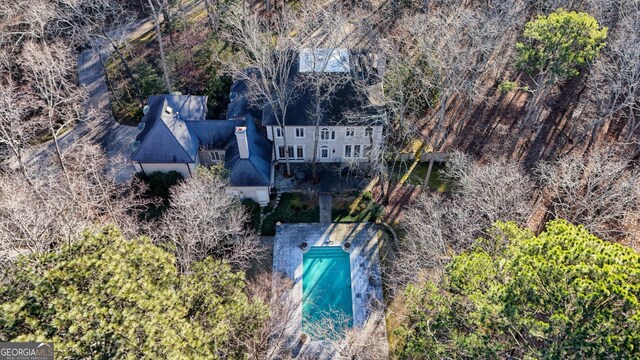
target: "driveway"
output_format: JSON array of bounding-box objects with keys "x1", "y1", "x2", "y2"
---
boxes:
[{"x1": 20, "y1": 15, "x2": 172, "y2": 180}]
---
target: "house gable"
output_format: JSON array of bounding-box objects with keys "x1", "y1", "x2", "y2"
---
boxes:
[{"x1": 132, "y1": 110, "x2": 199, "y2": 163}]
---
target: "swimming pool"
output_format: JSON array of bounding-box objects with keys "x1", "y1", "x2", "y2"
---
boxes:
[{"x1": 302, "y1": 246, "x2": 353, "y2": 337}]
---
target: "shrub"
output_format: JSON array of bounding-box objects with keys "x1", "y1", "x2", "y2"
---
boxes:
[
  {"x1": 242, "y1": 198, "x2": 261, "y2": 233},
  {"x1": 139, "y1": 171, "x2": 183, "y2": 201}
]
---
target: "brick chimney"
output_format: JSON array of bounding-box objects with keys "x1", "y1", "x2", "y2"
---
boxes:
[{"x1": 235, "y1": 126, "x2": 249, "y2": 159}]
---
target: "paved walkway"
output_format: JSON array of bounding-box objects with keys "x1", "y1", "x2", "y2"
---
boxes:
[{"x1": 319, "y1": 193, "x2": 332, "y2": 223}]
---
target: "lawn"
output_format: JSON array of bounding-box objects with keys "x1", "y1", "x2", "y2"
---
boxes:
[
  {"x1": 261, "y1": 193, "x2": 319, "y2": 235},
  {"x1": 332, "y1": 191, "x2": 385, "y2": 222},
  {"x1": 393, "y1": 161, "x2": 452, "y2": 192}
]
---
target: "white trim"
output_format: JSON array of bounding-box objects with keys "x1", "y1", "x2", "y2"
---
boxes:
[
  {"x1": 296, "y1": 144, "x2": 305, "y2": 159},
  {"x1": 345, "y1": 127, "x2": 355, "y2": 138},
  {"x1": 344, "y1": 144, "x2": 353, "y2": 158},
  {"x1": 278, "y1": 144, "x2": 306, "y2": 160},
  {"x1": 320, "y1": 127, "x2": 337, "y2": 141},
  {"x1": 275, "y1": 127, "x2": 283, "y2": 138},
  {"x1": 320, "y1": 146, "x2": 330, "y2": 159},
  {"x1": 294, "y1": 127, "x2": 305, "y2": 138}
]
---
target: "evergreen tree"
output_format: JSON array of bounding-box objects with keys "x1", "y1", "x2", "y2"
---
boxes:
[
  {"x1": 0, "y1": 226, "x2": 267, "y2": 359},
  {"x1": 396, "y1": 220, "x2": 640, "y2": 359}
]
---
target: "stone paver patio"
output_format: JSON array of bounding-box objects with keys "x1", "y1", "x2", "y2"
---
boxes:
[
  {"x1": 272, "y1": 222, "x2": 388, "y2": 359},
  {"x1": 274, "y1": 163, "x2": 371, "y2": 193}
]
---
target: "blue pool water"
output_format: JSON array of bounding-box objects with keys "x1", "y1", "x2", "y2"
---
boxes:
[{"x1": 302, "y1": 246, "x2": 353, "y2": 337}]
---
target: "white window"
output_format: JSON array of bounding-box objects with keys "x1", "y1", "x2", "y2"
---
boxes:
[
  {"x1": 321, "y1": 128, "x2": 329, "y2": 140},
  {"x1": 345, "y1": 127, "x2": 355, "y2": 137},
  {"x1": 320, "y1": 128, "x2": 336, "y2": 141},
  {"x1": 354, "y1": 145, "x2": 361, "y2": 158},
  {"x1": 212, "y1": 151, "x2": 221, "y2": 161},
  {"x1": 363, "y1": 145, "x2": 371, "y2": 157},
  {"x1": 345, "y1": 145, "x2": 352, "y2": 158},
  {"x1": 364, "y1": 127, "x2": 373, "y2": 138},
  {"x1": 297, "y1": 145, "x2": 304, "y2": 159},
  {"x1": 278, "y1": 146, "x2": 286, "y2": 158},
  {"x1": 287, "y1": 145, "x2": 295, "y2": 158},
  {"x1": 295, "y1": 127, "x2": 305, "y2": 138},
  {"x1": 321, "y1": 146, "x2": 329, "y2": 159},
  {"x1": 275, "y1": 127, "x2": 282, "y2": 138}
]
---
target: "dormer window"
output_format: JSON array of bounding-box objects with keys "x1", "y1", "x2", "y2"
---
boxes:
[{"x1": 199, "y1": 149, "x2": 225, "y2": 167}]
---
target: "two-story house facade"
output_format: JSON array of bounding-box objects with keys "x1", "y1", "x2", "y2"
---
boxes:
[
  {"x1": 262, "y1": 48, "x2": 385, "y2": 164},
  {"x1": 130, "y1": 48, "x2": 384, "y2": 206},
  {"x1": 266, "y1": 125, "x2": 383, "y2": 163}
]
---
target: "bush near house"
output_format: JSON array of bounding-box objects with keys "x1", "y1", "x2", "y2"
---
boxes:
[
  {"x1": 261, "y1": 193, "x2": 319, "y2": 235},
  {"x1": 135, "y1": 170, "x2": 183, "y2": 219},
  {"x1": 242, "y1": 198, "x2": 261, "y2": 233}
]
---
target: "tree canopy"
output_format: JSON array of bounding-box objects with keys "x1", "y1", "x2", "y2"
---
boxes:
[
  {"x1": 0, "y1": 227, "x2": 267, "y2": 359},
  {"x1": 516, "y1": 8, "x2": 607, "y2": 81},
  {"x1": 396, "y1": 220, "x2": 640, "y2": 359}
]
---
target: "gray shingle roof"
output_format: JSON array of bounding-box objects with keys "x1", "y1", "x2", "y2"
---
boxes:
[
  {"x1": 261, "y1": 80, "x2": 384, "y2": 127},
  {"x1": 132, "y1": 94, "x2": 273, "y2": 187},
  {"x1": 224, "y1": 116, "x2": 272, "y2": 187},
  {"x1": 131, "y1": 96, "x2": 199, "y2": 163},
  {"x1": 260, "y1": 49, "x2": 384, "y2": 127}
]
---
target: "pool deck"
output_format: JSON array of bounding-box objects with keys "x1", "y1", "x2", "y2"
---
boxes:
[{"x1": 273, "y1": 222, "x2": 388, "y2": 358}]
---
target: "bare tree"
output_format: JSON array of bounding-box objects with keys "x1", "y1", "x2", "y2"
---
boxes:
[
  {"x1": 244, "y1": 273, "x2": 300, "y2": 360},
  {"x1": 146, "y1": 0, "x2": 173, "y2": 93},
  {"x1": 19, "y1": 40, "x2": 86, "y2": 178},
  {"x1": 589, "y1": 5, "x2": 640, "y2": 142},
  {"x1": 405, "y1": 5, "x2": 522, "y2": 187},
  {"x1": 394, "y1": 152, "x2": 533, "y2": 289},
  {"x1": 0, "y1": 141, "x2": 144, "y2": 256},
  {"x1": 159, "y1": 166, "x2": 261, "y2": 272},
  {"x1": 0, "y1": 0, "x2": 58, "y2": 47},
  {"x1": 295, "y1": 4, "x2": 357, "y2": 182},
  {"x1": 55, "y1": 0, "x2": 143, "y2": 100},
  {"x1": 0, "y1": 82, "x2": 43, "y2": 183},
  {"x1": 537, "y1": 146, "x2": 640, "y2": 242},
  {"x1": 302, "y1": 308, "x2": 388, "y2": 360},
  {"x1": 221, "y1": 4, "x2": 301, "y2": 177}
]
